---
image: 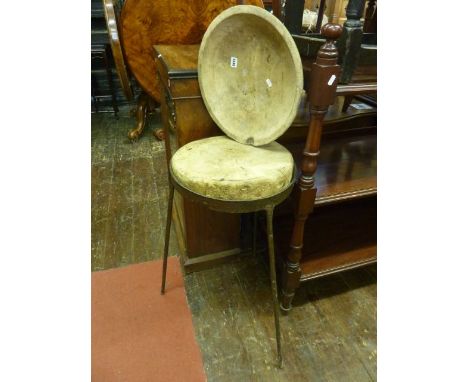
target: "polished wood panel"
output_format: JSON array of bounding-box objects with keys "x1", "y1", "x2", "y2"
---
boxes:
[
  {"x1": 279, "y1": 21, "x2": 377, "y2": 312},
  {"x1": 287, "y1": 133, "x2": 377, "y2": 205},
  {"x1": 284, "y1": 93, "x2": 377, "y2": 141},
  {"x1": 155, "y1": 44, "x2": 242, "y2": 271},
  {"x1": 276, "y1": 132, "x2": 376, "y2": 218},
  {"x1": 120, "y1": 0, "x2": 264, "y2": 102},
  {"x1": 275, "y1": 197, "x2": 377, "y2": 280}
]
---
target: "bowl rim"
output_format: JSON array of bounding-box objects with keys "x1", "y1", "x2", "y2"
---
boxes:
[{"x1": 198, "y1": 5, "x2": 304, "y2": 146}]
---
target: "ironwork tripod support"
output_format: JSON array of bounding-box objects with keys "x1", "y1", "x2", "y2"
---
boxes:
[{"x1": 160, "y1": 167, "x2": 296, "y2": 368}]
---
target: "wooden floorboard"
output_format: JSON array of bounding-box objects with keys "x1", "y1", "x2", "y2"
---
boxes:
[
  {"x1": 184, "y1": 255, "x2": 377, "y2": 381},
  {"x1": 91, "y1": 112, "x2": 177, "y2": 271},
  {"x1": 92, "y1": 113, "x2": 377, "y2": 381}
]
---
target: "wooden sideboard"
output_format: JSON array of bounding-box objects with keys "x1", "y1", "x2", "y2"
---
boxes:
[{"x1": 154, "y1": 45, "x2": 243, "y2": 272}]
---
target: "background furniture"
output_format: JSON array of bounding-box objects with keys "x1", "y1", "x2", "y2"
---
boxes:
[
  {"x1": 91, "y1": 44, "x2": 119, "y2": 116},
  {"x1": 92, "y1": 0, "x2": 134, "y2": 112},
  {"x1": 102, "y1": 0, "x2": 134, "y2": 101},
  {"x1": 154, "y1": 45, "x2": 243, "y2": 271},
  {"x1": 116, "y1": 0, "x2": 264, "y2": 140},
  {"x1": 278, "y1": 24, "x2": 376, "y2": 311}
]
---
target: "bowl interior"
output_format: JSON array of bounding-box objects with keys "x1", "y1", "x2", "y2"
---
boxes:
[{"x1": 199, "y1": 8, "x2": 303, "y2": 146}]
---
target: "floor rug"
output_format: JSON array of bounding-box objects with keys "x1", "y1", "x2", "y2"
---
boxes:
[{"x1": 92, "y1": 257, "x2": 206, "y2": 382}]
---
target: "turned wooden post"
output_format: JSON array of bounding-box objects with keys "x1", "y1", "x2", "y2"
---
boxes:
[
  {"x1": 284, "y1": 0, "x2": 305, "y2": 35},
  {"x1": 339, "y1": 0, "x2": 366, "y2": 83},
  {"x1": 280, "y1": 23, "x2": 343, "y2": 312},
  {"x1": 271, "y1": 0, "x2": 282, "y2": 20}
]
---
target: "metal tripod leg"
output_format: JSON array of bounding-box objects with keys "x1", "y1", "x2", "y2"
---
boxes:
[
  {"x1": 252, "y1": 211, "x2": 257, "y2": 257},
  {"x1": 266, "y1": 206, "x2": 283, "y2": 368},
  {"x1": 161, "y1": 183, "x2": 174, "y2": 294}
]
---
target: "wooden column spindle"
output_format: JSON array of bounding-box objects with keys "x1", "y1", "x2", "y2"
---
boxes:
[
  {"x1": 280, "y1": 23, "x2": 343, "y2": 312},
  {"x1": 284, "y1": 0, "x2": 305, "y2": 35},
  {"x1": 339, "y1": 0, "x2": 366, "y2": 83},
  {"x1": 271, "y1": 0, "x2": 282, "y2": 20}
]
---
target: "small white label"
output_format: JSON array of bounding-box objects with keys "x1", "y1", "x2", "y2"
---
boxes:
[
  {"x1": 266, "y1": 78, "x2": 272, "y2": 88},
  {"x1": 230, "y1": 57, "x2": 238, "y2": 68},
  {"x1": 328, "y1": 74, "x2": 336, "y2": 86}
]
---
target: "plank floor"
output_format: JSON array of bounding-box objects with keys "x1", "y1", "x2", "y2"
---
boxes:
[
  {"x1": 91, "y1": 111, "x2": 177, "y2": 271},
  {"x1": 92, "y1": 113, "x2": 377, "y2": 381}
]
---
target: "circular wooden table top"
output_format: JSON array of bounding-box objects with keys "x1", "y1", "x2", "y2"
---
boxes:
[
  {"x1": 120, "y1": 0, "x2": 264, "y2": 103},
  {"x1": 199, "y1": 5, "x2": 303, "y2": 146}
]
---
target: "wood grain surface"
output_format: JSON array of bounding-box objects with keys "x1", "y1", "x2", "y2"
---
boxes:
[
  {"x1": 120, "y1": 0, "x2": 264, "y2": 102},
  {"x1": 198, "y1": 5, "x2": 303, "y2": 146},
  {"x1": 155, "y1": 44, "x2": 244, "y2": 267}
]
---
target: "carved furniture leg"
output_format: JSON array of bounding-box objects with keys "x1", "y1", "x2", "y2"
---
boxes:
[
  {"x1": 266, "y1": 206, "x2": 283, "y2": 368},
  {"x1": 280, "y1": 118, "x2": 321, "y2": 312},
  {"x1": 280, "y1": 24, "x2": 343, "y2": 312},
  {"x1": 339, "y1": 0, "x2": 366, "y2": 83},
  {"x1": 153, "y1": 127, "x2": 165, "y2": 141},
  {"x1": 145, "y1": 97, "x2": 165, "y2": 141},
  {"x1": 161, "y1": 183, "x2": 174, "y2": 294},
  {"x1": 128, "y1": 92, "x2": 150, "y2": 141}
]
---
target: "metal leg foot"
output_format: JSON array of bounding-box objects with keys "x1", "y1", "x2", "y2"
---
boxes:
[
  {"x1": 266, "y1": 206, "x2": 283, "y2": 368},
  {"x1": 161, "y1": 183, "x2": 174, "y2": 294}
]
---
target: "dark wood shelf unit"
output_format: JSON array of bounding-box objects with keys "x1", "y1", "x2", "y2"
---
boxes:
[
  {"x1": 282, "y1": 94, "x2": 377, "y2": 142},
  {"x1": 275, "y1": 196, "x2": 377, "y2": 281},
  {"x1": 279, "y1": 130, "x2": 376, "y2": 213}
]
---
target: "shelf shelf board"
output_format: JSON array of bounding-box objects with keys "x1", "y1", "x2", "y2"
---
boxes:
[
  {"x1": 274, "y1": 196, "x2": 377, "y2": 281},
  {"x1": 300, "y1": 245, "x2": 376, "y2": 281},
  {"x1": 285, "y1": 132, "x2": 377, "y2": 207}
]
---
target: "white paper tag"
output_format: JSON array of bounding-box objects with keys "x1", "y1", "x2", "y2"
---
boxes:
[
  {"x1": 327, "y1": 74, "x2": 336, "y2": 86},
  {"x1": 230, "y1": 57, "x2": 238, "y2": 68},
  {"x1": 266, "y1": 78, "x2": 272, "y2": 88}
]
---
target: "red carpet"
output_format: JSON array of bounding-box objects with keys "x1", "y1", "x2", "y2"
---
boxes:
[{"x1": 92, "y1": 257, "x2": 206, "y2": 382}]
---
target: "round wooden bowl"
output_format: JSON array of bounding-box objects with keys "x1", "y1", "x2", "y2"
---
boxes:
[
  {"x1": 198, "y1": 5, "x2": 303, "y2": 146},
  {"x1": 120, "y1": 0, "x2": 264, "y2": 103}
]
